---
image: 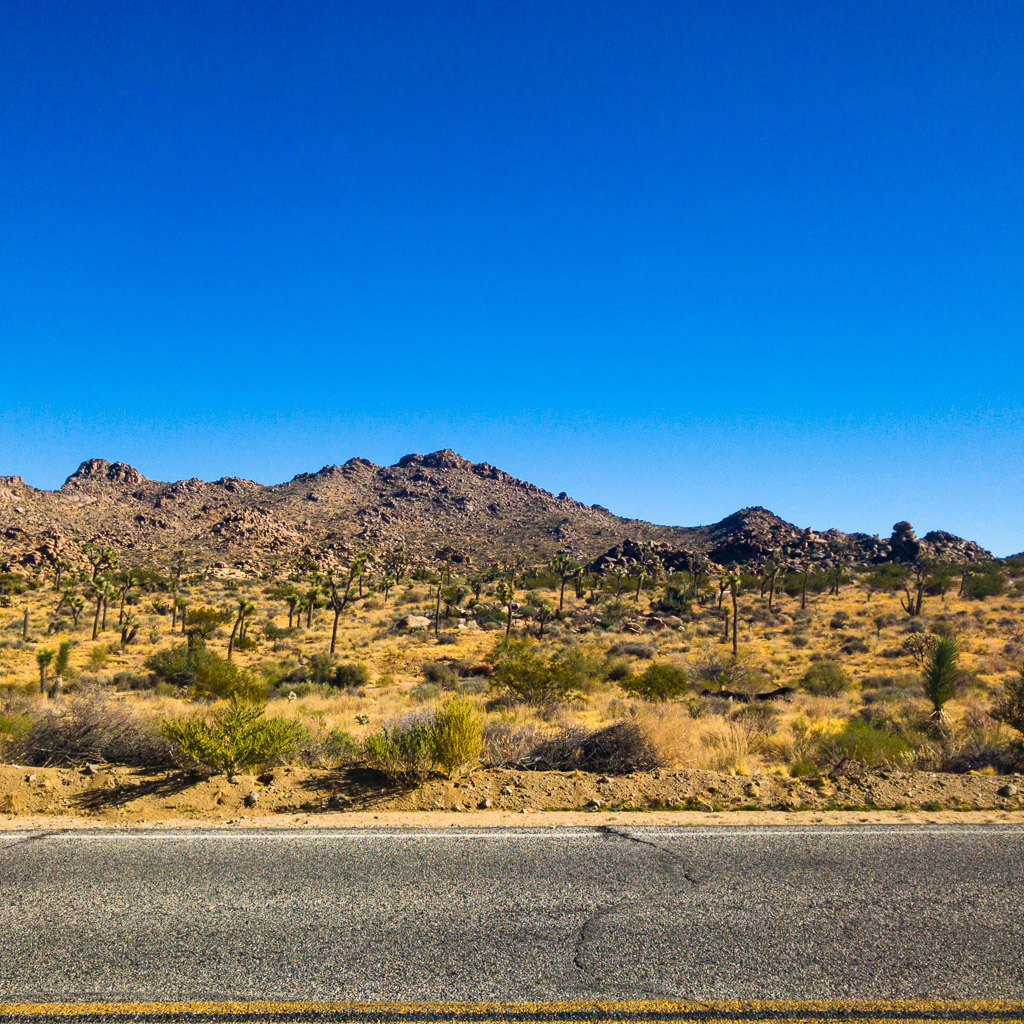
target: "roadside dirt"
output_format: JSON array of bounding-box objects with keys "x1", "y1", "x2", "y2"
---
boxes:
[{"x1": 1, "y1": 763, "x2": 1021, "y2": 826}]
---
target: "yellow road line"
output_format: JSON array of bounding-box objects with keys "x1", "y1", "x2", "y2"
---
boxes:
[{"x1": 3, "y1": 1001, "x2": 1024, "y2": 1022}]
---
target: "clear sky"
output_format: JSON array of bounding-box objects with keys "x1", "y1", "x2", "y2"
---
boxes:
[{"x1": 2, "y1": 1, "x2": 1022, "y2": 553}]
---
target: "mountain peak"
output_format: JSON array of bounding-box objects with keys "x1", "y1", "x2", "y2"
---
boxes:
[
  {"x1": 396, "y1": 449, "x2": 475, "y2": 471},
  {"x1": 63, "y1": 459, "x2": 146, "y2": 488}
]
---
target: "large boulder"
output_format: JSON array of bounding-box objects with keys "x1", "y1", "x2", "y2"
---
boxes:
[{"x1": 395, "y1": 615, "x2": 431, "y2": 631}]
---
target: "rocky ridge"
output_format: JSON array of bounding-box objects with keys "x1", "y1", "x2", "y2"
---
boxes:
[{"x1": 0, "y1": 452, "x2": 994, "y2": 574}]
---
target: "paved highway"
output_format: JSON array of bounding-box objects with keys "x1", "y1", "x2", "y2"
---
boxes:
[{"x1": 0, "y1": 824, "x2": 1022, "y2": 1011}]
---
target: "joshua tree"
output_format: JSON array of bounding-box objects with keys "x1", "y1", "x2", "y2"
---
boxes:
[
  {"x1": 116, "y1": 570, "x2": 135, "y2": 625},
  {"x1": 725, "y1": 571, "x2": 742, "y2": 656},
  {"x1": 35, "y1": 647, "x2": 55, "y2": 695},
  {"x1": 923, "y1": 635, "x2": 960, "y2": 729},
  {"x1": 326, "y1": 554, "x2": 367, "y2": 654},
  {"x1": 549, "y1": 553, "x2": 577, "y2": 612},
  {"x1": 760, "y1": 558, "x2": 782, "y2": 612},
  {"x1": 304, "y1": 585, "x2": 320, "y2": 628},
  {"x1": 496, "y1": 580, "x2": 515, "y2": 637},
  {"x1": 22, "y1": 605, "x2": 29, "y2": 640},
  {"x1": 527, "y1": 596, "x2": 555, "y2": 638},
  {"x1": 900, "y1": 560, "x2": 930, "y2": 618},
  {"x1": 120, "y1": 613, "x2": 139, "y2": 646},
  {"x1": 227, "y1": 598, "x2": 256, "y2": 660},
  {"x1": 380, "y1": 547, "x2": 409, "y2": 600}
]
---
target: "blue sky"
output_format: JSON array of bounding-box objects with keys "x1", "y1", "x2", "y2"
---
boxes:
[{"x1": 1, "y1": 1, "x2": 1022, "y2": 553}]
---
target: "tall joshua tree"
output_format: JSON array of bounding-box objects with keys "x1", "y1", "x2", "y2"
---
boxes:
[
  {"x1": 326, "y1": 554, "x2": 367, "y2": 655},
  {"x1": 227, "y1": 598, "x2": 255, "y2": 660},
  {"x1": 725, "y1": 571, "x2": 742, "y2": 656}
]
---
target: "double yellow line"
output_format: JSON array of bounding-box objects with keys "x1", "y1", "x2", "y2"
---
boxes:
[{"x1": 1, "y1": 999, "x2": 1023, "y2": 1023}]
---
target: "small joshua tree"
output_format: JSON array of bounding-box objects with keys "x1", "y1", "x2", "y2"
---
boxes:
[{"x1": 36, "y1": 647, "x2": 55, "y2": 696}]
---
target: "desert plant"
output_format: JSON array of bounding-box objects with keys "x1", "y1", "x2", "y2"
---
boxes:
[
  {"x1": 991, "y1": 667, "x2": 1024, "y2": 739},
  {"x1": 362, "y1": 712, "x2": 436, "y2": 786},
  {"x1": 332, "y1": 662, "x2": 371, "y2": 689},
  {"x1": 429, "y1": 696, "x2": 482, "y2": 778},
  {"x1": 801, "y1": 660, "x2": 852, "y2": 697},
  {"x1": 161, "y1": 696, "x2": 305, "y2": 774},
  {"x1": 923, "y1": 635, "x2": 960, "y2": 728},
  {"x1": 13, "y1": 692, "x2": 176, "y2": 767},
  {"x1": 35, "y1": 647, "x2": 55, "y2": 695},
  {"x1": 620, "y1": 662, "x2": 690, "y2": 701},
  {"x1": 524, "y1": 721, "x2": 662, "y2": 774}
]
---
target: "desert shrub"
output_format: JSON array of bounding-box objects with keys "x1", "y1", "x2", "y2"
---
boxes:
[
  {"x1": 457, "y1": 676, "x2": 491, "y2": 695},
  {"x1": 790, "y1": 634, "x2": 809, "y2": 648},
  {"x1": 13, "y1": 692, "x2": 176, "y2": 767},
  {"x1": 233, "y1": 635, "x2": 258, "y2": 653},
  {"x1": 362, "y1": 712, "x2": 436, "y2": 786},
  {"x1": 963, "y1": 566, "x2": 1006, "y2": 600},
  {"x1": 145, "y1": 639, "x2": 262, "y2": 700},
  {"x1": 598, "y1": 601, "x2": 631, "y2": 629},
  {"x1": 651, "y1": 586, "x2": 690, "y2": 616},
  {"x1": 818, "y1": 720, "x2": 911, "y2": 768},
  {"x1": 0, "y1": 706, "x2": 33, "y2": 758},
  {"x1": 523, "y1": 721, "x2": 661, "y2": 774},
  {"x1": 307, "y1": 653, "x2": 337, "y2": 686},
  {"x1": 991, "y1": 667, "x2": 1024, "y2": 738},
  {"x1": 89, "y1": 646, "x2": 109, "y2": 668},
  {"x1": 411, "y1": 682, "x2": 441, "y2": 702},
  {"x1": 421, "y1": 661, "x2": 458, "y2": 689},
  {"x1": 829, "y1": 611, "x2": 850, "y2": 630},
  {"x1": 429, "y1": 696, "x2": 482, "y2": 778},
  {"x1": 332, "y1": 662, "x2": 371, "y2": 689},
  {"x1": 603, "y1": 658, "x2": 632, "y2": 682},
  {"x1": 801, "y1": 660, "x2": 852, "y2": 696},
  {"x1": 481, "y1": 720, "x2": 546, "y2": 766},
  {"x1": 700, "y1": 720, "x2": 757, "y2": 774},
  {"x1": 161, "y1": 697, "x2": 305, "y2": 774},
  {"x1": 841, "y1": 638, "x2": 870, "y2": 655},
  {"x1": 489, "y1": 637, "x2": 590, "y2": 705},
  {"x1": 620, "y1": 662, "x2": 690, "y2": 701},
  {"x1": 610, "y1": 641, "x2": 657, "y2": 659}
]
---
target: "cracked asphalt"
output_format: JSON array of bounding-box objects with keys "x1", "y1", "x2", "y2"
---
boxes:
[{"x1": 0, "y1": 824, "x2": 1022, "y2": 1002}]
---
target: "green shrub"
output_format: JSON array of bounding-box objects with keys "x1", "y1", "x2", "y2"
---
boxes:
[
  {"x1": 489, "y1": 637, "x2": 590, "y2": 705},
  {"x1": 818, "y1": 719, "x2": 911, "y2": 767},
  {"x1": 411, "y1": 682, "x2": 441, "y2": 702},
  {"x1": 332, "y1": 662, "x2": 371, "y2": 689},
  {"x1": 620, "y1": 662, "x2": 690, "y2": 701},
  {"x1": 161, "y1": 696, "x2": 305, "y2": 774},
  {"x1": 603, "y1": 658, "x2": 631, "y2": 682},
  {"x1": 146, "y1": 639, "x2": 263, "y2": 700},
  {"x1": 421, "y1": 661, "x2": 458, "y2": 689},
  {"x1": 963, "y1": 567, "x2": 1006, "y2": 600},
  {"x1": 429, "y1": 696, "x2": 482, "y2": 778},
  {"x1": 801, "y1": 660, "x2": 852, "y2": 696},
  {"x1": 363, "y1": 712, "x2": 436, "y2": 786},
  {"x1": 992, "y1": 667, "x2": 1024, "y2": 738}
]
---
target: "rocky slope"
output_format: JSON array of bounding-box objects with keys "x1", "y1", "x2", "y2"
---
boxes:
[{"x1": 0, "y1": 451, "x2": 992, "y2": 574}]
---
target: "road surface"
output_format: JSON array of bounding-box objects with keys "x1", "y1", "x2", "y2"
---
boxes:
[{"x1": 0, "y1": 824, "x2": 1022, "y2": 1018}]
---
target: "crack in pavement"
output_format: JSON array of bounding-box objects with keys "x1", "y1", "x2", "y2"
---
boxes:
[
  {"x1": 572, "y1": 901, "x2": 627, "y2": 973},
  {"x1": 598, "y1": 826, "x2": 708, "y2": 886}
]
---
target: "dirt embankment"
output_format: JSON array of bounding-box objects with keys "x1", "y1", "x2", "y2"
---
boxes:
[{"x1": 1, "y1": 763, "x2": 1021, "y2": 824}]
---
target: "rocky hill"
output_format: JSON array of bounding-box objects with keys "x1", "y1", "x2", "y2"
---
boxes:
[{"x1": 0, "y1": 451, "x2": 992, "y2": 575}]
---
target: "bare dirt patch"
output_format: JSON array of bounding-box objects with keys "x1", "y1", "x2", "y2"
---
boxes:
[{"x1": 1, "y1": 763, "x2": 1021, "y2": 825}]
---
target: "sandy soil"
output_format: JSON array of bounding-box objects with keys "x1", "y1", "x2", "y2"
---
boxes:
[{"x1": 1, "y1": 762, "x2": 1021, "y2": 828}]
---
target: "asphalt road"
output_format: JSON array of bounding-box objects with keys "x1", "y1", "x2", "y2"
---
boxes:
[{"x1": 0, "y1": 824, "x2": 1022, "y2": 1004}]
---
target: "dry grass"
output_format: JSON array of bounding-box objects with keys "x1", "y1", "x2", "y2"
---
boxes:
[{"x1": 2, "y1": 567, "x2": 1023, "y2": 777}]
